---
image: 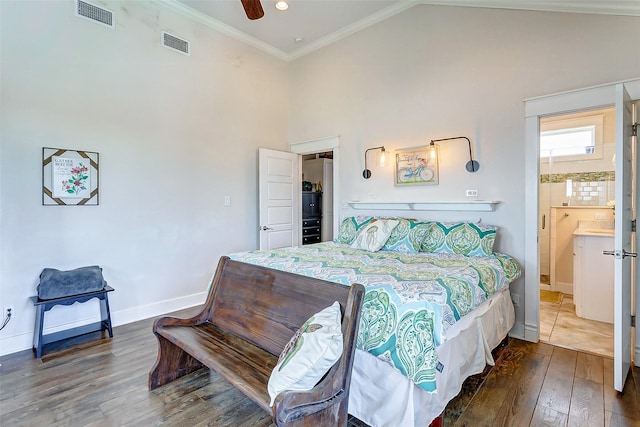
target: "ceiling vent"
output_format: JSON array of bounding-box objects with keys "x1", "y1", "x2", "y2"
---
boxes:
[
  {"x1": 162, "y1": 32, "x2": 190, "y2": 56},
  {"x1": 75, "y1": 0, "x2": 114, "y2": 28}
]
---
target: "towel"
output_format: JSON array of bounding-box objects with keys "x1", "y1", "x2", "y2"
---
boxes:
[{"x1": 37, "y1": 266, "x2": 107, "y2": 300}]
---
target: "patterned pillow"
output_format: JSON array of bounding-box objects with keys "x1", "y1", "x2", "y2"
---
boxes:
[
  {"x1": 335, "y1": 216, "x2": 374, "y2": 244},
  {"x1": 350, "y1": 219, "x2": 400, "y2": 252},
  {"x1": 420, "y1": 222, "x2": 497, "y2": 256},
  {"x1": 267, "y1": 302, "x2": 343, "y2": 406},
  {"x1": 381, "y1": 219, "x2": 432, "y2": 254}
]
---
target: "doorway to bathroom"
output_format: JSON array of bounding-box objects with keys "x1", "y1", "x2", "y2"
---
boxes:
[{"x1": 538, "y1": 107, "x2": 616, "y2": 358}]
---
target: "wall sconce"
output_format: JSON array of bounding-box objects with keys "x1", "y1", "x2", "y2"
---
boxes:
[
  {"x1": 429, "y1": 136, "x2": 479, "y2": 172},
  {"x1": 362, "y1": 146, "x2": 386, "y2": 179}
]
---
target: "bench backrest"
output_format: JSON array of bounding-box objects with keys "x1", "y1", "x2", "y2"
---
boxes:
[{"x1": 202, "y1": 256, "x2": 352, "y2": 356}]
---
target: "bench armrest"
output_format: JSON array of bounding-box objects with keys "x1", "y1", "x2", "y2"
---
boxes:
[
  {"x1": 272, "y1": 283, "x2": 365, "y2": 427},
  {"x1": 152, "y1": 314, "x2": 201, "y2": 330},
  {"x1": 275, "y1": 388, "x2": 347, "y2": 425},
  {"x1": 152, "y1": 257, "x2": 232, "y2": 331}
]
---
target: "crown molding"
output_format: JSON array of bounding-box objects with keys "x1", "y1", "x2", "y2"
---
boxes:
[
  {"x1": 158, "y1": 0, "x2": 640, "y2": 63},
  {"x1": 417, "y1": 0, "x2": 640, "y2": 17},
  {"x1": 159, "y1": 0, "x2": 417, "y2": 62},
  {"x1": 157, "y1": 0, "x2": 290, "y2": 61}
]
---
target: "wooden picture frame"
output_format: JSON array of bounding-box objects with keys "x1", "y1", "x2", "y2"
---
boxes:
[
  {"x1": 43, "y1": 147, "x2": 99, "y2": 206},
  {"x1": 394, "y1": 145, "x2": 438, "y2": 186}
]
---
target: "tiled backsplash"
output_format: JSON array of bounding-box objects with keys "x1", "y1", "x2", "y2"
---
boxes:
[
  {"x1": 540, "y1": 171, "x2": 615, "y2": 206},
  {"x1": 540, "y1": 171, "x2": 614, "y2": 184}
]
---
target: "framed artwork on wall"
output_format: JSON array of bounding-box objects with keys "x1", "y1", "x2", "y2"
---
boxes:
[
  {"x1": 394, "y1": 145, "x2": 438, "y2": 186},
  {"x1": 42, "y1": 147, "x2": 99, "y2": 206}
]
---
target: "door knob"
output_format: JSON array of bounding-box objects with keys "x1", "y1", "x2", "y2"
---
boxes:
[{"x1": 260, "y1": 225, "x2": 273, "y2": 231}]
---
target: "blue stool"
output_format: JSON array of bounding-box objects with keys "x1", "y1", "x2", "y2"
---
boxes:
[{"x1": 30, "y1": 285, "x2": 114, "y2": 358}]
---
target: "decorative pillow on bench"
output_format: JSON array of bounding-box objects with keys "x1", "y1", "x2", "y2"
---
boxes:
[{"x1": 267, "y1": 301, "x2": 343, "y2": 406}]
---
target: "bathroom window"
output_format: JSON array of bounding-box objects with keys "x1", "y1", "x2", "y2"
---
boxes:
[
  {"x1": 540, "y1": 125, "x2": 595, "y2": 158},
  {"x1": 540, "y1": 114, "x2": 604, "y2": 162}
]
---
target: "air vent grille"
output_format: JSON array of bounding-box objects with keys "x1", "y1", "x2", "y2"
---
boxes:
[
  {"x1": 76, "y1": 0, "x2": 114, "y2": 28},
  {"x1": 162, "y1": 32, "x2": 190, "y2": 55}
]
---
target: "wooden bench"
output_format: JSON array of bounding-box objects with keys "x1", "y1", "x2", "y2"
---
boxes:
[{"x1": 148, "y1": 256, "x2": 365, "y2": 427}]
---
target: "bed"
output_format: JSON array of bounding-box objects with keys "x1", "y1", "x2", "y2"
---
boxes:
[{"x1": 230, "y1": 216, "x2": 521, "y2": 426}]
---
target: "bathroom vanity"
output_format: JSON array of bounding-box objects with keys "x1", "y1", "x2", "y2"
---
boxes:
[{"x1": 573, "y1": 227, "x2": 614, "y2": 324}]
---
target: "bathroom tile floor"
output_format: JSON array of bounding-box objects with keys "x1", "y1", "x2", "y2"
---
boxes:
[{"x1": 540, "y1": 293, "x2": 614, "y2": 358}]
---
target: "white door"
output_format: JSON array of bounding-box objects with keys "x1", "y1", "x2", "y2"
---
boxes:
[
  {"x1": 258, "y1": 148, "x2": 300, "y2": 250},
  {"x1": 613, "y1": 83, "x2": 636, "y2": 392}
]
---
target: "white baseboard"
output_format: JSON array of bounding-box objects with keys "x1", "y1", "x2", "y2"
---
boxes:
[
  {"x1": 554, "y1": 281, "x2": 573, "y2": 295},
  {"x1": 523, "y1": 322, "x2": 539, "y2": 343},
  {"x1": 509, "y1": 321, "x2": 525, "y2": 340},
  {"x1": 539, "y1": 283, "x2": 551, "y2": 291},
  {"x1": 111, "y1": 291, "x2": 206, "y2": 327},
  {"x1": 0, "y1": 292, "x2": 206, "y2": 357}
]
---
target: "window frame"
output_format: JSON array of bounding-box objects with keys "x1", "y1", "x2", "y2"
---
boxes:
[{"x1": 539, "y1": 114, "x2": 604, "y2": 163}]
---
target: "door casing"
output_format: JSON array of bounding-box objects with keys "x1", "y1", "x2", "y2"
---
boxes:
[{"x1": 524, "y1": 79, "x2": 640, "y2": 377}]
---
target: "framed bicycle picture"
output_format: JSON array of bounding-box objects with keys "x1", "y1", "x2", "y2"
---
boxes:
[{"x1": 394, "y1": 145, "x2": 438, "y2": 186}]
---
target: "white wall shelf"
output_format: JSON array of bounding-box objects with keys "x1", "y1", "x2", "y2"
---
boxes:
[{"x1": 347, "y1": 201, "x2": 500, "y2": 212}]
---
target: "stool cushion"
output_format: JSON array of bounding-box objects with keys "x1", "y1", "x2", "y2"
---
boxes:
[{"x1": 38, "y1": 266, "x2": 106, "y2": 300}]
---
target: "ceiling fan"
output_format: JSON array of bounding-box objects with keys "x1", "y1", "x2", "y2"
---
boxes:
[{"x1": 241, "y1": 0, "x2": 264, "y2": 20}]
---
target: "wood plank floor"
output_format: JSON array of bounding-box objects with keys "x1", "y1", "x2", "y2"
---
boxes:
[{"x1": 1, "y1": 307, "x2": 639, "y2": 426}]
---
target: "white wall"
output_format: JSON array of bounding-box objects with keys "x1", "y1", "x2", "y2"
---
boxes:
[
  {"x1": 287, "y1": 5, "x2": 640, "y2": 338},
  {"x1": 0, "y1": 0, "x2": 289, "y2": 354}
]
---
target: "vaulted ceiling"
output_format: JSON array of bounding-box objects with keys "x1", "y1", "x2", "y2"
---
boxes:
[{"x1": 160, "y1": 0, "x2": 640, "y2": 60}]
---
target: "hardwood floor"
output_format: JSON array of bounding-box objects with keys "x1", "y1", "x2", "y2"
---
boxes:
[
  {"x1": 1, "y1": 307, "x2": 639, "y2": 426},
  {"x1": 454, "y1": 339, "x2": 640, "y2": 427}
]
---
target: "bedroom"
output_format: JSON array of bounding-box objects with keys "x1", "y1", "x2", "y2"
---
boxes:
[{"x1": 1, "y1": 0, "x2": 639, "y2": 425}]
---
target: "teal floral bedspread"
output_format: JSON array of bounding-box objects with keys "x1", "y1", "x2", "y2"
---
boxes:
[{"x1": 229, "y1": 242, "x2": 521, "y2": 393}]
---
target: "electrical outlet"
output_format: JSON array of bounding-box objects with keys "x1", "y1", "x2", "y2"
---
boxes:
[
  {"x1": 466, "y1": 189, "x2": 478, "y2": 197},
  {"x1": 510, "y1": 294, "x2": 519, "y2": 307},
  {"x1": 3, "y1": 306, "x2": 14, "y2": 319}
]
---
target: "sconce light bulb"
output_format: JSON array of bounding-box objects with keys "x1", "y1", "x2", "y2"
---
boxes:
[
  {"x1": 428, "y1": 144, "x2": 437, "y2": 160},
  {"x1": 380, "y1": 148, "x2": 386, "y2": 167}
]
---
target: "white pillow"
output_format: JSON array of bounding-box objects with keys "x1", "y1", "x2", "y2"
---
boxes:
[
  {"x1": 267, "y1": 301, "x2": 343, "y2": 406},
  {"x1": 350, "y1": 219, "x2": 400, "y2": 252}
]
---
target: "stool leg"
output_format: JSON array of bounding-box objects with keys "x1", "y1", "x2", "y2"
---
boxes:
[
  {"x1": 100, "y1": 293, "x2": 113, "y2": 338},
  {"x1": 33, "y1": 305, "x2": 45, "y2": 358}
]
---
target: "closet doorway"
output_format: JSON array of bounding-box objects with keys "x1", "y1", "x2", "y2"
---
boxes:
[
  {"x1": 290, "y1": 135, "x2": 341, "y2": 245},
  {"x1": 538, "y1": 107, "x2": 616, "y2": 358},
  {"x1": 302, "y1": 152, "x2": 334, "y2": 243}
]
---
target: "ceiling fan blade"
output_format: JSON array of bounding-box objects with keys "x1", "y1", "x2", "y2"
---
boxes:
[{"x1": 241, "y1": 0, "x2": 264, "y2": 20}]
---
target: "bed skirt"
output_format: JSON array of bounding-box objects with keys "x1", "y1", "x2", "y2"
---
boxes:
[{"x1": 348, "y1": 286, "x2": 515, "y2": 427}]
